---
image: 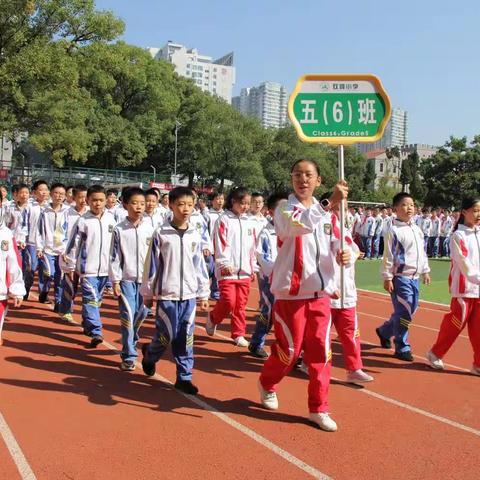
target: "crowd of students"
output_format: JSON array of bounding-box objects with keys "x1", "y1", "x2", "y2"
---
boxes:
[
  {"x1": 0, "y1": 161, "x2": 479, "y2": 433},
  {"x1": 350, "y1": 204, "x2": 459, "y2": 260}
]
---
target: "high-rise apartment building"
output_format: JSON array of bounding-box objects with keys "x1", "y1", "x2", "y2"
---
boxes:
[
  {"x1": 356, "y1": 107, "x2": 408, "y2": 154},
  {"x1": 148, "y1": 42, "x2": 235, "y2": 103},
  {"x1": 232, "y1": 82, "x2": 288, "y2": 129}
]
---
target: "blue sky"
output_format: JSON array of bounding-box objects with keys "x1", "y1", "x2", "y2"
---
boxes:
[{"x1": 95, "y1": 0, "x2": 479, "y2": 146}]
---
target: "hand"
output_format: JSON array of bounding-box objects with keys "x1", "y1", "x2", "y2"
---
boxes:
[
  {"x1": 383, "y1": 280, "x2": 394, "y2": 293},
  {"x1": 358, "y1": 251, "x2": 365, "y2": 259},
  {"x1": 19, "y1": 242, "x2": 25, "y2": 250},
  {"x1": 37, "y1": 250, "x2": 44, "y2": 259},
  {"x1": 336, "y1": 249, "x2": 351, "y2": 266},
  {"x1": 199, "y1": 299, "x2": 209, "y2": 311},
  {"x1": 203, "y1": 249, "x2": 211, "y2": 257},
  {"x1": 329, "y1": 180, "x2": 349, "y2": 207},
  {"x1": 68, "y1": 271, "x2": 75, "y2": 281},
  {"x1": 251, "y1": 273, "x2": 256, "y2": 283},
  {"x1": 422, "y1": 273, "x2": 431, "y2": 285},
  {"x1": 220, "y1": 266, "x2": 234, "y2": 276},
  {"x1": 113, "y1": 283, "x2": 122, "y2": 297},
  {"x1": 144, "y1": 298, "x2": 153, "y2": 309},
  {"x1": 330, "y1": 290, "x2": 340, "y2": 299},
  {"x1": 12, "y1": 297, "x2": 22, "y2": 308}
]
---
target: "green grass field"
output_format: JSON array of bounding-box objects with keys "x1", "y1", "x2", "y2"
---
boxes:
[{"x1": 355, "y1": 258, "x2": 451, "y2": 305}]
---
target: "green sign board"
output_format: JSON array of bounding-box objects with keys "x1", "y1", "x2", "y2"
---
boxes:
[{"x1": 288, "y1": 74, "x2": 391, "y2": 144}]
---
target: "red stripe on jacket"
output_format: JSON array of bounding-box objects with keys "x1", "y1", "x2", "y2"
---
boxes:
[{"x1": 289, "y1": 236, "x2": 303, "y2": 296}]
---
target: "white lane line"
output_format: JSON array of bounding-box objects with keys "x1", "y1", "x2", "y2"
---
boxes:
[
  {"x1": 357, "y1": 309, "x2": 469, "y2": 340},
  {"x1": 0, "y1": 411, "x2": 37, "y2": 480},
  {"x1": 206, "y1": 327, "x2": 478, "y2": 437},
  {"x1": 358, "y1": 289, "x2": 449, "y2": 311},
  {"x1": 93, "y1": 332, "x2": 331, "y2": 480}
]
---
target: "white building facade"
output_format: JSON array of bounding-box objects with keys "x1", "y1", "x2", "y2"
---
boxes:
[
  {"x1": 232, "y1": 81, "x2": 288, "y2": 129},
  {"x1": 149, "y1": 42, "x2": 235, "y2": 103}
]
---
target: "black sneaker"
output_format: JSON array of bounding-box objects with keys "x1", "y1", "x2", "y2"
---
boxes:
[
  {"x1": 39, "y1": 292, "x2": 52, "y2": 304},
  {"x1": 23, "y1": 292, "x2": 29, "y2": 301},
  {"x1": 376, "y1": 328, "x2": 392, "y2": 349},
  {"x1": 90, "y1": 335, "x2": 103, "y2": 348},
  {"x1": 141, "y1": 344, "x2": 156, "y2": 377},
  {"x1": 394, "y1": 350, "x2": 414, "y2": 362},
  {"x1": 174, "y1": 379, "x2": 199, "y2": 395},
  {"x1": 248, "y1": 344, "x2": 269, "y2": 359}
]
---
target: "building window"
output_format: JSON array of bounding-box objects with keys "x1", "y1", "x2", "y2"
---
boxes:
[{"x1": 379, "y1": 163, "x2": 384, "y2": 173}]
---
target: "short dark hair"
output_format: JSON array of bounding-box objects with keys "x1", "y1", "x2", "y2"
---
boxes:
[
  {"x1": 392, "y1": 192, "x2": 414, "y2": 207},
  {"x1": 145, "y1": 188, "x2": 159, "y2": 198},
  {"x1": 266, "y1": 192, "x2": 288, "y2": 211},
  {"x1": 72, "y1": 184, "x2": 88, "y2": 197},
  {"x1": 251, "y1": 192, "x2": 264, "y2": 199},
  {"x1": 12, "y1": 183, "x2": 29, "y2": 194},
  {"x1": 225, "y1": 187, "x2": 250, "y2": 210},
  {"x1": 87, "y1": 185, "x2": 106, "y2": 198},
  {"x1": 106, "y1": 189, "x2": 118, "y2": 197},
  {"x1": 32, "y1": 180, "x2": 48, "y2": 191},
  {"x1": 122, "y1": 187, "x2": 145, "y2": 204},
  {"x1": 169, "y1": 186, "x2": 195, "y2": 203},
  {"x1": 50, "y1": 182, "x2": 66, "y2": 192},
  {"x1": 209, "y1": 191, "x2": 224, "y2": 201},
  {"x1": 290, "y1": 159, "x2": 320, "y2": 175}
]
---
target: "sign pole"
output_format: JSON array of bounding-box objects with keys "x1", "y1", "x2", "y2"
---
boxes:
[{"x1": 338, "y1": 144, "x2": 345, "y2": 309}]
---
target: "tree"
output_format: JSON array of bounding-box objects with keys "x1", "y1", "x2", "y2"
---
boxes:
[
  {"x1": 362, "y1": 158, "x2": 376, "y2": 192},
  {"x1": 399, "y1": 153, "x2": 414, "y2": 191}
]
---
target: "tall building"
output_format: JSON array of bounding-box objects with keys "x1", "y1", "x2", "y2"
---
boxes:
[
  {"x1": 148, "y1": 42, "x2": 235, "y2": 103},
  {"x1": 232, "y1": 82, "x2": 288, "y2": 129},
  {"x1": 356, "y1": 107, "x2": 408, "y2": 154}
]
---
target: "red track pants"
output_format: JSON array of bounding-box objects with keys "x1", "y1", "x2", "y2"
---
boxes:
[
  {"x1": 431, "y1": 297, "x2": 480, "y2": 368},
  {"x1": 259, "y1": 297, "x2": 332, "y2": 413},
  {"x1": 331, "y1": 307, "x2": 363, "y2": 371},
  {"x1": 210, "y1": 279, "x2": 251, "y2": 339}
]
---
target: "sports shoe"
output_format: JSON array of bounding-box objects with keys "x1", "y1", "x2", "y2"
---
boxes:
[
  {"x1": 61, "y1": 313, "x2": 75, "y2": 324},
  {"x1": 298, "y1": 361, "x2": 309, "y2": 375},
  {"x1": 119, "y1": 361, "x2": 135, "y2": 371},
  {"x1": 346, "y1": 369, "x2": 374, "y2": 384},
  {"x1": 471, "y1": 365, "x2": 480, "y2": 376},
  {"x1": 248, "y1": 344, "x2": 269, "y2": 358},
  {"x1": 233, "y1": 336, "x2": 249, "y2": 347},
  {"x1": 141, "y1": 344, "x2": 156, "y2": 377},
  {"x1": 174, "y1": 379, "x2": 199, "y2": 395},
  {"x1": 104, "y1": 287, "x2": 114, "y2": 296},
  {"x1": 375, "y1": 328, "x2": 391, "y2": 349},
  {"x1": 205, "y1": 312, "x2": 216, "y2": 336},
  {"x1": 258, "y1": 379, "x2": 278, "y2": 410},
  {"x1": 394, "y1": 350, "x2": 414, "y2": 362},
  {"x1": 90, "y1": 335, "x2": 103, "y2": 348},
  {"x1": 426, "y1": 350, "x2": 444, "y2": 370},
  {"x1": 38, "y1": 292, "x2": 52, "y2": 304},
  {"x1": 309, "y1": 412, "x2": 338, "y2": 432}
]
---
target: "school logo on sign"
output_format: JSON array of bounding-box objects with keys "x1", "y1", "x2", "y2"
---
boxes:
[{"x1": 1, "y1": 240, "x2": 8, "y2": 251}]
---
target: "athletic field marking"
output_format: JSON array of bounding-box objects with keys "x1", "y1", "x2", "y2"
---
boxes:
[
  {"x1": 206, "y1": 328, "x2": 478, "y2": 436},
  {"x1": 90, "y1": 331, "x2": 331, "y2": 480},
  {"x1": 357, "y1": 309, "x2": 469, "y2": 340},
  {"x1": 0, "y1": 411, "x2": 37, "y2": 480},
  {"x1": 358, "y1": 289, "x2": 449, "y2": 310}
]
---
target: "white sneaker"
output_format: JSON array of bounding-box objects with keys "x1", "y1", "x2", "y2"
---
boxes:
[
  {"x1": 205, "y1": 313, "x2": 216, "y2": 336},
  {"x1": 426, "y1": 350, "x2": 444, "y2": 370},
  {"x1": 346, "y1": 369, "x2": 374, "y2": 384},
  {"x1": 471, "y1": 365, "x2": 480, "y2": 376},
  {"x1": 233, "y1": 336, "x2": 249, "y2": 347},
  {"x1": 257, "y1": 380, "x2": 278, "y2": 410},
  {"x1": 309, "y1": 412, "x2": 338, "y2": 432}
]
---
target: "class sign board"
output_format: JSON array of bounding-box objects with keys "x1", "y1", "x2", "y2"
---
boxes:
[{"x1": 288, "y1": 74, "x2": 391, "y2": 144}]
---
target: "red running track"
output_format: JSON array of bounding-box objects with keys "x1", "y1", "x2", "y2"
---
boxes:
[{"x1": 0, "y1": 286, "x2": 479, "y2": 480}]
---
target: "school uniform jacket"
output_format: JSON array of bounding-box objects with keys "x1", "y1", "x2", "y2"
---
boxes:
[
  {"x1": 270, "y1": 194, "x2": 350, "y2": 301},
  {"x1": 36, "y1": 205, "x2": 69, "y2": 256},
  {"x1": 141, "y1": 221, "x2": 210, "y2": 301},
  {"x1": 213, "y1": 210, "x2": 257, "y2": 281},
  {"x1": 430, "y1": 217, "x2": 441, "y2": 237},
  {"x1": 361, "y1": 216, "x2": 375, "y2": 237},
  {"x1": 421, "y1": 217, "x2": 432, "y2": 237},
  {"x1": 206, "y1": 208, "x2": 223, "y2": 236},
  {"x1": 189, "y1": 210, "x2": 213, "y2": 252},
  {"x1": 4, "y1": 203, "x2": 29, "y2": 245},
  {"x1": 440, "y1": 216, "x2": 454, "y2": 237},
  {"x1": 26, "y1": 202, "x2": 48, "y2": 247},
  {"x1": 144, "y1": 207, "x2": 167, "y2": 230},
  {"x1": 382, "y1": 218, "x2": 430, "y2": 280},
  {"x1": 63, "y1": 210, "x2": 116, "y2": 277},
  {"x1": 0, "y1": 226, "x2": 26, "y2": 300},
  {"x1": 256, "y1": 222, "x2": 277, "y2": 279},
  {"x1": 109, "y1": 218, "x2": 154, "y2": 283},
  {"x1": 448, "y1": 225, "x2": 480, "y2": 298}
]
